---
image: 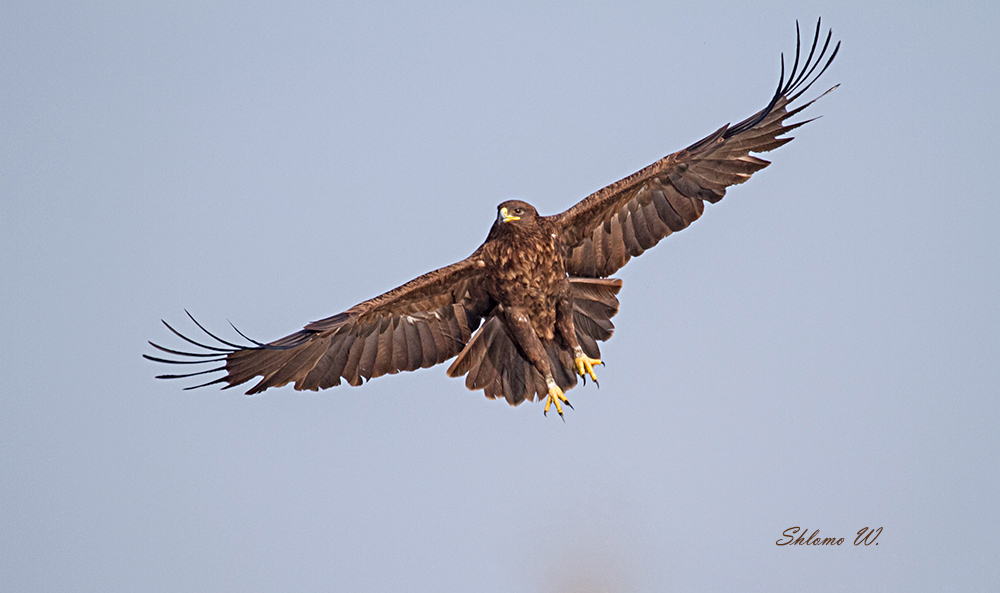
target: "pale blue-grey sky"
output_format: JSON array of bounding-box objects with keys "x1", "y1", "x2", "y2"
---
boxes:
[{"x1": 2, "y1": 1, "x2": 998, "y2": 592}]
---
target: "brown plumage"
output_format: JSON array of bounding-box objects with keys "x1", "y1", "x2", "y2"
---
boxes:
[{"x1": 146, "y1": 20, "x2": 839, "y2": 417}]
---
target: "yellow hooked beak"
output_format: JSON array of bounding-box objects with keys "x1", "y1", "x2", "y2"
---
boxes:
[{"x1": 500, "y1": 207, "x2": 520, "y2": 223}]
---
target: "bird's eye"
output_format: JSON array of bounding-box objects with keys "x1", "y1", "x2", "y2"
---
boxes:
[{"x1": 514, "y1": 208, "x2": 524, "y2": 215}]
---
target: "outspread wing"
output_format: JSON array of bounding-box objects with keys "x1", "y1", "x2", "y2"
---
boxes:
[
  {"x1": 145, "y1": 256, "x2": 491, "y2": 395},
  {"x1": 549, "y1": 19, "x2": 839, "y2": 278}
]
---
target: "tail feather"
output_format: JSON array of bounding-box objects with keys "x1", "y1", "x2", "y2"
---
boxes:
[
  {"x1": 570, "y1": 277, "x2": 622, "y2": 360},
  {"x1": 447, "y1": 276, "x2": 623, "y2": 406}
]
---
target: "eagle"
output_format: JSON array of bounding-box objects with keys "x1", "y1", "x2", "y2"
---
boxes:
[{"x1": 146, "y1": 20, "x2": 839, "y2": 419}]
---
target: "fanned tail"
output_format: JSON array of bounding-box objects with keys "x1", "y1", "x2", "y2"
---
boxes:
[{"x1": 446, "y1": 277, "x2": 623, "y2": 405}]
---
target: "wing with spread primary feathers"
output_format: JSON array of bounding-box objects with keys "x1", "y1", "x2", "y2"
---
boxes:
[
  {"x1": 145, "y1": 256, "x2": 491, "y2": 395},
  {"x1": 549, "y1": 19, "x2": 839, "y2": 278}
]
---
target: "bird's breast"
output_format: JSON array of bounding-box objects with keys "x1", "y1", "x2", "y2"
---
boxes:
[{"x1": 483, "y1": 231, "x2": 566, "y2": 339}]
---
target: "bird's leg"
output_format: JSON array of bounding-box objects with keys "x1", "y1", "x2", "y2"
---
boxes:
[
  {"x1": 572, "y1": 347, "x2": 602, "y2": 386},
  {"x1": 502, "y1": 306, "x2": 572, "y2": 419},
  {"x1": 543, "y1": 375, "x2": 573, "y2": 421},
  {"x1": 555, "y1": 290, "x2": 603, "y2": 386}
]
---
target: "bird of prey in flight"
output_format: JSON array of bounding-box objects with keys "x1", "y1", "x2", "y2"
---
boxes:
[{"x1": 146, "y1": 20, "x2": 839, "y2": 419}]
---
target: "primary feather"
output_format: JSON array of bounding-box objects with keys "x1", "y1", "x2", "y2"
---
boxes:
[{"x1": 146, "y1": 20, "x2": 839, "y2": 413}]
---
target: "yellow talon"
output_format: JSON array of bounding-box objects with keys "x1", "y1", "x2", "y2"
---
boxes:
[
  {"x1": 543, "y1": 383, "x2": 571, "y2": 419},
  {"x1": 574, "y1": 355, "x2": 602, "y2": 382}
]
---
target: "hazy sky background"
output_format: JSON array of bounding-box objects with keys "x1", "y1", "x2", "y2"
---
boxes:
[{"x1": 3, "y1": 1, "x2": 998, "y2": 591}]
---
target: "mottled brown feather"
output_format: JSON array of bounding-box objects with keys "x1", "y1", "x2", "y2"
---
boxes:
[
  {"x1": 147, "y1": 20, "x2": 836, "y2": 410},
  {"x1": 166, "y1": 256, "x2": 490, "y2": 395},
  {"x1": 549, "y1": 25, "x2": 838, "y2": 278}
]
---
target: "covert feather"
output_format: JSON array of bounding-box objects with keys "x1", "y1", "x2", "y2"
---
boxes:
[{"x1": 146, "y1": 20, "x2": 839, "y2": 418}]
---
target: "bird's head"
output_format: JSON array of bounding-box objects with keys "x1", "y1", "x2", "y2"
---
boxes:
[{"x1": 496, "y1": 200, "x2": 538, "y2": 227}]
